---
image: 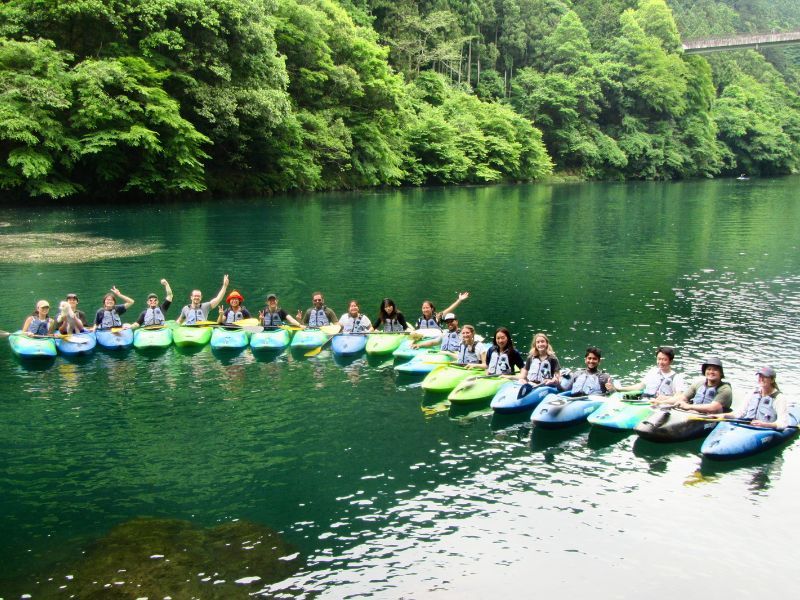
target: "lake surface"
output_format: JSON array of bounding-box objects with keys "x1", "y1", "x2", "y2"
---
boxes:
[{"x1": 1, "y1": 179, "x2": 799, "y2": 598}]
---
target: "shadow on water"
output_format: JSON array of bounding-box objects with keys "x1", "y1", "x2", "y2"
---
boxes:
[
  {"x1": 97, "y1": 347, "x2": 134, "y2": 359},
  {"x1": 14, "y1": 357, "x2": 56, "y2": 372},
  {"x1": 173, "y1": 344, "x2": 207, "y2": 356},
  {"x1": 529, "y1": 422, "x2": 590, "y2": 451},
  {"x1": 251, "y1": 348, "x2": 286, "y2": 363},
  {"x1": 365, "y1": 353, "x2": 394, "y2": 369},
  {"x1": 332, "y1": 351, "x2": 365, "y2": 368},
  {"x1": 449, "y1": 400, "x2": 492, "y2": 424},
  {"x1": 490, "y1": 410, "x2": 533, "y2": 432},
  {"x1": 586, "y1": 426, "x2": 632, "y2": 450},
  {"x1": 211, "y1": 346, "x2": 247, "y2": 362}
]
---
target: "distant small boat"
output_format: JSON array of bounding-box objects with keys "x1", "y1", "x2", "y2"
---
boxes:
[{"x1": 736, "y1": 174, "x2": 750, "y2": 181}]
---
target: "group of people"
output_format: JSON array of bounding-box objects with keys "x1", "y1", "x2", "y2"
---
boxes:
[{"x1": 21, "y1": 279, "x2": 789, "y2": 431}]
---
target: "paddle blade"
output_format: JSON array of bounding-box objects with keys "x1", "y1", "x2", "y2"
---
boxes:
[
  {"x1": 234, "y1": 318, "x2": 259, "y2": 327},
  {"x1": 304, "y1": 345, "x2": 324, "y2": 357},
  {"x1": 320, "y1": 324, "x2": 341, "y2": 335}
]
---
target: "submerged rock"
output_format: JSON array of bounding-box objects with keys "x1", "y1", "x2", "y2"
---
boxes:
[
  {"x1": 0, "y1": 233, "x2": 162, "y2": 264},
  {"x1": 27, "y1": 517, "x2": 303, "y2": 598}
]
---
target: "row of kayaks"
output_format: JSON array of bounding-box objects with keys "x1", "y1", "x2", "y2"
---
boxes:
[
  {"x1": 403, "y1": 360, "x2": 800, "y2": 461},
  {"x1": 6, "y1": 323, "x2": 432, "y2": 356},
  {"x1": 9, "y1": 325, "x2": 797, "y2": 461}
]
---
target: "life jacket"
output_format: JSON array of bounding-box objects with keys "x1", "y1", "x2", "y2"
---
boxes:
[
  {"x1": 183, "y1": 305, "x2": 206, "y2": 325},
  {"x1": 381, "y1": 317, "x2": 404, "y2": 332},
  {"x1": 262, "y1": 310, "x2": 283, "y2": 327},
  {"x1": 99, "y1": 309, "x2": 122, "y2": 329},
  {"x1": 690, "y1": 382, "x2": 723, "y2": 405},
  {"x1": 487, "y1": 347, "x2": 514, "y2": 375},
  {"x1": 642, "y1": 368, "x2": 677, "y2": 397},
  {"x1": 439, "y1": 330, "x2": 461, "y2": 352},
  {"x1": 27, "y1": 317, "x2": 51, "y2": 336},
  {"x1": 143, "y1": 307, "x2": 165, "y2": 327},
  {"x1": 456, "y1": 342, "x2": 481, "y2": 365},
  {"x1": 526, "y1": 356, "x2": 554, "y2": 383},
  {"x1": 571, "y1": 369, "x2": 602, "y2": 395},
  {"x1": 341, "y1": 314, "x2": 370, "y2": 333},
  {"x1": 416, "y1": 316, "x2": 440, "y2": 330},
  {"x1": 741, "y1": 389, "x2": 779, "y2": 423},
  {"x1": 308, "y1": 307, "x2": 330, "y2": 327},
  {"x1": 224, "y1": 308, "x2": 245, "y2": 324}
]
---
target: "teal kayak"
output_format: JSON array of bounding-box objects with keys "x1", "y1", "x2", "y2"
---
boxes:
[
  {"x1": 448, "y1": 375, "x2": 508, "y2": 404},
  {"x1": 421, "y1": 364, "x2": 485, "y2": 393},
  {"x1": 392, "y1": 330, "x2": 441, "y2": 359},
  {"x1": 210, "y1": 327, "x2": 250, "y2": 349},
  {"x1": 9, "y1": 332, "x2": 57, "y2": 359},
  {"x1": 56, "y1": 332, "x2": 97, "y2": 356},
  {"x1": 173, "y1": 326, "x2": 213, "y2": 347},
  {"x1": 290, "y1": 328, "x2": 328, "y2": 350},
  {"x1": 366, "y1": 333, "x2": 407, "y2": 355},
  {"x1": 251, "y1": 328, "x2": 292, "y2": 351},
  {"x1": 133, "y1": 325, "x2": 174, "y2": 349},
  {"x1": 96, "y1": 328, "x2": 134, "y2": 349},
  {"x1": 587, "y1": 392, "x2": 652, "y2": 430},
  {"x1": 394, "y1": 350, "x2": 454, "y2": 374}
]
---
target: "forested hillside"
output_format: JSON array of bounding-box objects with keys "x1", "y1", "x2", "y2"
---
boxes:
[{"x1": 1, "y1": 0, "x2": 798, "y2": 199}]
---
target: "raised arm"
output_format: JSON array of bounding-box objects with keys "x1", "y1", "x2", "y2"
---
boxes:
[
  {"x1": 111, "y1": 286, "x2": 134, "y2": 309},
  {"x1": 161, "y1": 278, "x2": 173, "y2": 302},
  {"x1": 208, "y1": 274, "x2": 229, "y2": 309},
  {"x1": 439, "y1": 291, "x2": 469, "y2": 318}
]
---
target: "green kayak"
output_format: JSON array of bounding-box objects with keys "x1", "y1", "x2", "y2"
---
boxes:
[
  {"x1": 173, "y1": 325, "x2": 212, "y2": 347},
  {"x1": 366, "y1": 332, "x2": 407, "y2": 355},
  {"x1": 448, "y1": 375, "x2": 509, "y2": 404},
  {"x1": 421, "y1": 364, "x2": 485, "y2": 393},
  {"x1": 133, "y1": 324, "x2": 174, "y2": 349}
]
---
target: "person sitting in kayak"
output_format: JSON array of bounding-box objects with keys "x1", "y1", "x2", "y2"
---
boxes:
[
  {"x1": 727, "y1": 366, "x2": 789, "y2": 429},
  {"x1": 442, "y1": 324, "x2": 485, "y2": 368},
  {"x1": 339, "y1": 300, "x2": 372, "y2": 333},
  {"x1": 411, "y1": 312, "x2": 461, "y2": 351},
  {"x1": 518, "y1": 332, "x2": 561, "y2": 386},
  {"x1": 217, "y1": 290, "x2": 251, "y2": 325},
  {"x1": 481, "y1": 327, "x2": 524, "y2": 376},
  {"x1": 22, "y1": 300, "x2": 55, "y2": 336},
  {"x1": 297, "y1": 291, "x2": 338, "y2": 328},
  {"x1": 131, "y1": 279, "x2": 173, "y2": 329},
  {"x1": 373, "y1": 298, "x2": 412, "y2": 332},
  {"x1": 56, "y1": 293, "x2": 88, "y2": 333},
  {"x1": 655, "y1": 357, "x2": 731, "y2": 414},
  {"x1": 93, "y1": 287, "x2": 135, "y2": 330},
  {"x1": 177, "y1": 274, "x2": 229, "y2": 325},
  {"x1": 415, "y1": 292, "x2": 470, "y2": 330},
  {"x1": 259, "y1": 293, "x2": 302, "y2": 329},
  {"x1": 560, "y1": 347, "x2": 611, "y2": 395},
  {"x1": 606, "y1": 346, "x2": 683, "y2": 399}
]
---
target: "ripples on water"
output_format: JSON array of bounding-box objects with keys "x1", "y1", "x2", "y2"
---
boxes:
[{"x1": 2, "y1": 180, "x2": 800, "y2": 597}]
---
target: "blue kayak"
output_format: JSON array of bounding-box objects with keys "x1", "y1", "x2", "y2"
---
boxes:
[
  {"x1": 394, "y1": 350, "x2": 454, "y2": 374},
  {"x1": 491, "y1": 383, "x2": 555, "y2": 414},
  {"x1": 290, "y1": 328, "x2": 328, "y2": 350},
  {"x1": 701, "y1": 407, "x2": 800, "y2": 460},
  {"x1": 531, "y1": 392, "x2": 609, "y2": 429},
  {"x1": 96, "y1": 328, "x2": 134, "y2": 349},
  {"x1": 210, "y1": 327, "x2": 250, "y2": 349},
  {"x1": 56, "y1": 331, "x2": 97, "y2": 356},
  {"x1": 250, "y1": 328, "x2": 292, "y2": 351},
  {"x1": 331, "y1": 333, "x2": 367, "y2": 356},
  {"x1": 9, "y1": 332, "x2": 57, "y2": 359},
  {"x1": 587, "y1": 392, "x2": 652, "y2": 431}
]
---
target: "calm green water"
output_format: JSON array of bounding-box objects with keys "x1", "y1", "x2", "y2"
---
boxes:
[{"x1": 1, "y1": 179, "x2": 800, "y2": 597}]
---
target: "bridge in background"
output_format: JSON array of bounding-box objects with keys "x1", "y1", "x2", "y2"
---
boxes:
[{"x1": 683, "y1": 30, "x2": 800, "y2": 54}]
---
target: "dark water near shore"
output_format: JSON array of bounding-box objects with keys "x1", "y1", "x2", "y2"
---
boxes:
[{"x1": 1, "y1": 178, "x2": 799, "y2": 597}]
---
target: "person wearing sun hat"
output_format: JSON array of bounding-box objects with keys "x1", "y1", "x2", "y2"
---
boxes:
[
  {"x1": 22, "y1": 300, "x2": 55, "y2": 336},
  {"x1": 131, "y1": 279, "x2": 174, "y2": 329},
  {"x1": 663, "y1": 356, "x2": 732, "y2": 414},
  {"x1": 728, "y1": 366, "x2": 789, "y2": 429},
  {"x1": 259, "y1": 292, "x2": 302, "y2": 329},
  {"x1": 217, "y1": 289, "x2": 251, "y2": 325}
]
